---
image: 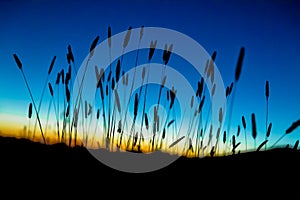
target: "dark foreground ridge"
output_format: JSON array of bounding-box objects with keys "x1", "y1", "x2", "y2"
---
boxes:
[{"x1": 1, "y1": 136, "x2": 300, "y2": 188}]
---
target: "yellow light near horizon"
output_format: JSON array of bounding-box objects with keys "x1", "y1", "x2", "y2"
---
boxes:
[
  {"x1": 0, "y1": 113, "x2": 63, "y2": 144},
  {"x1": 0, "y1": 113, "x2": 27, "y2": 137},
  {"x1": 0, "y1": 113, "x2": 238, "y2": 157}
]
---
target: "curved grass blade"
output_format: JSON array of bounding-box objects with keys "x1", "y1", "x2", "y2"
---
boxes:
[
  {"x1": 257, "y1": 140, "x2": 268, "y2": 151},
  {"x1": 286, "y1": 119, "x2": 300, "y2": 134},
  {"x1": 167, "y1": 120, "x2": 175, "y2": 128},
  {"x1": 169, "y1": 136, "x2": 185, "y2": 148}
]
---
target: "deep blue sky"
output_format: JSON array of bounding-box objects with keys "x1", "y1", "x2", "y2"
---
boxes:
[{"x1": 0, "y1": 0, "x2": 300, "y2": 147}]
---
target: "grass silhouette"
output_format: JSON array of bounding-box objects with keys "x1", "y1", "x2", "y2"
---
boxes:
[
  {"x1": 13, "y1": 54, "x2": 46, "y2": 144},
  {"x1": 10, "y1": 26, "x2": 300, "y2": 160}
]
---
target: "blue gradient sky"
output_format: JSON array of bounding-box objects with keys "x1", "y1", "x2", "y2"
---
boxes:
[{"x1": 0, "y1": 0, "x2": 300, "y2": 147}]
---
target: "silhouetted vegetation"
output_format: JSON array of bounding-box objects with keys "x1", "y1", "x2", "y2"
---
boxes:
[{"x1": 11, "y1": 26, "x2": 300, "y2": 159}]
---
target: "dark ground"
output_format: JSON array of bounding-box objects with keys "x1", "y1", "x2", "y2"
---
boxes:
[{"x1": 0, "y1": 136, "x2": 299, "y2": 195}]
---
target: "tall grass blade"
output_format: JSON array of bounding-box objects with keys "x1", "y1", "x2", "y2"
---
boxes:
[
  {"x1": 100, "y1": 68, "x2": 104, "y2": 82},
  {"x1": 219, "y1": 107, "x2": 223, "y2": 124},
  {"x1": 48, "y1": 83, "x2": 54, "y2": 97},
  {"x1": 13, "y1": 54, "x2": 22, "y2": 70},
  {"x1": 85, "y1": 100, "x2": 88, "y2": 119},
  {"x1": 125, "y1": 74, "x2": 128, "y2": 86},
  {"x1": 271, "y1": 119, "x2": 300, "y2": 148},
  {"x1": 142, "y1": 67, "x2": 146, "y2": 80},
  {"x1": 95, "y1": 65, "x2": 100, "y2": 81},
  {"x1": 265, "y1": 80, "x2": 270, "y2": 133},
  {"x1": 140, "y1": 25, "x2": 144, "y2": 40},
  {"x1": 210, "y1": 146, "x2": 215, "y2": 157},
  {"x1": 198, "y1": 96, "x2": 205, "y2": 113},
  {"x1": 237, "y1": 125, "x2": 240, "y2": 137},
  {"x1": 167, "y1": 120, "x2": 175, "y2": 128},
  {"x1": 89, "y1": 36, "x2": 100, "y2": 58},
  {"x1": 229, "y1": 82, "x2": 234, "y2": 95},
  {"x1": 251, "y1": 113, "x2": 257, "y2": 148},
  {"x1": 67, "y1": 53, "x2": 70, "y2": 64},
  {"x1": 67, "y1": 45, "x2": 74, "y2": 63},
  {"x1": 166, "y1": 90, "x2": 169, "y2": 101},
  {"x1": 134, "y1": 93, "x2": 138, "y2": 117},
  {"x1": 226, "y1": 86, "x2": 229, "y2": 97},
  {"x1": 232, "y1": 135, "x2": 236, "y2": 147},
  {"x1": 196, "y1": 78, "x2": 204, "y2": 98},
  {"x1": 97, "y1": 79, "x2": 104, "y2": 100},
  {"x1": 145, "y1": 113, "x2": 149, "y2": 130},
  {"x1": 204, "y1": 60, "x2": 209, "y2": 75},
  {"x1": 148, "y1": 40, "x2": 157, "y2": 62},
  {"x1": 122, "y1": 70, "x2": 125, "y2": 85},
  {"x1": 169, "y1": 88, "x2": 176, "y2": 109},
  {"x1": 235, "y1": 47, "x2": 245, "y2": 82},
  {"x1": 61, "y1": 69, "x2": 64, "y2": 84},
  {"x1": 162, "y1": 128, "x2": 166, "y2": 139},
  {"x1": 55, "y1": 73, "x2": 60, "y2": 85},
  {"x1": 293, "y1": 140, "x2": 299, "y2": 150},
  {"x1": 48, "y1": 56, "x2": 56, "y2": 75},
  {"x1": 65, "y1": 86, "x2": 70, "y2": 103},
  {"x1": 242, "y1": 116, "x2": 246, "y2": 129},
  {"x1": 169, "y1": 136, "x2": 185, "y2": 148},
  {"x1": 107, "y1": 71, "x2": 112, "y2": 82},
  {"x1": 266, "y1": 122, "x2": 272, "y2": 138},
  {"x1": 96, "y1": 109, "x2": 100, "y2": 120},
  {"x1": 28, "y1": 103, "x2": 32, "y2": 119},
  {"x1": 117, "y1": 120, "x2": 122, "y2": 133},
  {"x1": 111, "y1": 77, "x2": 115, "y2": 90},
  {"x1": 211, "y1": 51, "x2": 217, "y2": 61},
  {"x1": 265, "y1": 80, "x2": 270, "y2": 100},
  {"x1": 123, "y1": 26, "x2": 132, "y2": 49},
  {"x1": 115, "y1": 60, "x2": 121, "y2": 83},
  {"x1": 106, "y1": 85, "x2": 108, "y2": 96},
  {"x1": 251, "y1": 113, "x2": 257, "y2": 140},
  {"x1": 211, "y1": 83, "x2": 216, "y2": 97},
  {"x1": 114, "y1": 90, "x2": 121, "y2": 113},
  {"x1": 66, "y1": 104, "x2": 70, "y2": 118},
  {"x1": 223, "y1": 131, "x2": 226, "y2": 144},
  {"x1": 257, "y1": 140, "x2": 268, "y2": 151},
  {"x1": 13, "y1": 54, "x2": 46, "y2": 143},
  {"x1": 286, "y1": 119, "x2": 300, "y2": 134},
  {"x1": 108, "y1": 26, "x2": 112, "y2": 47}
]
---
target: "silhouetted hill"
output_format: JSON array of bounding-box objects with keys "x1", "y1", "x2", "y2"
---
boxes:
[{"x1": 1, "y1": 136, "x2": 299, "y2": 193}]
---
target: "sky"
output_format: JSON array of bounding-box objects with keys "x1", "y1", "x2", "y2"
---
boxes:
[{"x1": 0, "y1": 0, "x2": 300, "y2": 151}]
